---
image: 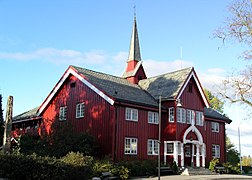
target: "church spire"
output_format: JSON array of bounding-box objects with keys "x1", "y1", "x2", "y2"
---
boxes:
[
  {"x1": 127, "y1": 16, "x2": 141, "y2": 62},
  {"x1": 122, "y1": 15, "x2": 147, "y2": 84}
]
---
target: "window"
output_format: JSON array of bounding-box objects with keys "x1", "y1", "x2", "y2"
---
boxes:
[
  {"x1": 59, "y1": 106, "x2": 67, "y2": 121},
  {"x1": 167, "y1": 143, "x2": 174, "y2": 154},
  {"x1": 126, "y1": 108, "x2": 138, "y2": 121},
  {"x1": 196, "y1": 111, "x2": 204, "y2": 126},
  {"x1": 70, "y1": 82, "x2": 76, "y2": 88},
  {"x1": 185, "y1": 145, "x2": 191, "y2": 157},
  {"x1": 211, "y1": 122, "x2": 219, "y2": 132},
  {"x1": 187, "y1": 110, "x2": 195, "y2": 124},
  {"x1": 124, "y1": 138, "x2": 137, "y2": 155},
  {"x1": 177, "y1": 142, "x2": 181, "y2": 155},
  {"x1": 148, "y1": 139, "x2": 159, "y2": 155},
  {"x1": 177, "y1": 108, "x2": 186, "y2": 123},
  {"x1": 148, "y1": 111, "x2": 159, "y2": 124},
  {"x1": 76, "y1": 102, "x2": 85, "y2": 118},
  {"x1": 169, "y1": 107, "x2": 174, "y2": 122},
  {"x1": 212, "y1": 145, "x2": 220, "y2": 158}
]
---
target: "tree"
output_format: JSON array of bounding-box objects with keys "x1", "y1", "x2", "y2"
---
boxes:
[
  {"x1": 213, "y1": 0, "x2": 252, "y2": 109},
  {"x1": 242, "y1": 155, "x2": 252, "y2": 166},
  {"x1": 204, "y1": 89, "x2": 224, "y2": 113},
  {"x1": 226, "y1": 136, "x2": 240, "y2": 165},
  {"x1": 0, "y1": 94, "x2": 4, "y2": 146}
]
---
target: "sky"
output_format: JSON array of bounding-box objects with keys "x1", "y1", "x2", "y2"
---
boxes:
[{"x1": 0, "y1": 0, "x2": 251, "y2": 156}]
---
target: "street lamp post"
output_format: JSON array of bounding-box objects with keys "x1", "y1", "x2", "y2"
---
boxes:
[
  {"x1": 238, "y1": 126, "x2": 242, "y2": 174},
  {"x1": 158, "y1": 95, "x2": 161, "y2": 180}
]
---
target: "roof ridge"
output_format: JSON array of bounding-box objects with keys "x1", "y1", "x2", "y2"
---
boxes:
[
  {"x1": 71, "y1": 65, "x2": 126, "y2": 80},
  {"x1": 144, "y1": 66, "x2": 193, "y2": 80}
]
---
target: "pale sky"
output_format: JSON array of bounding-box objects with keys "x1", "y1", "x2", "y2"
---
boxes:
[{"x1": 0, "y1": 0, "x2": 251, "y2": 156}]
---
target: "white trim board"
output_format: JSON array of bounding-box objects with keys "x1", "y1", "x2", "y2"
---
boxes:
[
  {"x1": 37, "y1": 67, "x2": 114, "y2": 116},
  {"x1": 177, "y1": 71, "x2": 209, "y2": 108}
]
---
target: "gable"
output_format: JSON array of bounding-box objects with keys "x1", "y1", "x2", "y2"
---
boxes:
[
  {"x1": 139, "y1": 67, "x2": 209, "y2": 108},
  {"x1": 38, "y1": 65, "x2": 158, "y2": 116},
  {"x1": 176, "y1": 69, "x2": 209, "y2": 108},
  {"x1": 37, "y1": 66, "x2": 115, "y2": 116}
]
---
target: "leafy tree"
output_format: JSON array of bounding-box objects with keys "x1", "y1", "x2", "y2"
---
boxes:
[
  {"x1": 204, "y1": 89, "x2": 224, "y2": 113},
  {"x1": 226, "y1": 136, "x2": 240, "y2": 165},
  {"x1": 0, "y1": 94, "x2": 4, "y2": 146},
  {"x1": 242, "y1": 155, "x2": 252, "y2": 166},
  {"x1": 213, "y1": 0, "x2": 252, "y2": 109}
]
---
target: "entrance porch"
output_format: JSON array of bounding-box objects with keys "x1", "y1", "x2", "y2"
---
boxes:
[{"x1": 163, "y1": 125, "x2": 205, "y2": 167}]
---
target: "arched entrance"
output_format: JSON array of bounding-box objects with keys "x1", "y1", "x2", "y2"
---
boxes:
[
  {"x1": 163, "y1": 125, "x2": 205, "y2": 167},
  {"x1": 182, "y1": 125, "x2": 205, "y2": 167}
]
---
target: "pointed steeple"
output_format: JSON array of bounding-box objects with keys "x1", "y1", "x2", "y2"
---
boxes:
[
  {"x1": 122, "y1": 15, "x2": 147, "y2": 84},
  {"x1": 128, "y1": 16, "x2": 141, "y2": 62}
]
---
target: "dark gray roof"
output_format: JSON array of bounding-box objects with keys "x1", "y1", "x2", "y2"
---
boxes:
[
  {"x1": 72, "y1": 66, "x2": 158, "y2": 107},
  {"x1": 13, "y1": 66, "x2": 232, "y2": 125},
  {"x1": 139, "y1": 67, "x2": 193, "y2": 100},
  {"x1": 204, "y1": 107, "x2": 232, "y2": 124},
  {"x1": 13, "y1": 107, "x2": 39, "y2": 122}
]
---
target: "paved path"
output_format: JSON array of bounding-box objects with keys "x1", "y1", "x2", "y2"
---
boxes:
[{"x1": 134, "y1": 174, "x2": 252, "y2": 180}]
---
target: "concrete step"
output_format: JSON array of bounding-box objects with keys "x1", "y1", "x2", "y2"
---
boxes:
[{"x1": 181, "y1": 167, "x2": 216, "y2": 176}]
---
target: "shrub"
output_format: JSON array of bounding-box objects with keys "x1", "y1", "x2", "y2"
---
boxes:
[
  {"x1": 0, "y1": 152, "x2": 91, "y2": 179},
  {"x1": 243, "y1": 166, "x2": 250, "y2": 174},
  {"x1": 172, "y1": 161, "x2": 178, "y2": 174},
  {"x1": 222, "y1": 161, "x2": 241, "y2": 174},
  {"x1": 19, "y1": 124, "x2": 99, "y2": 158},
  {"x1": 209, "y1": 158, "x2": 219, "y2": 171},
  {"x1": 117, "y1": 159, "x2": 157, "y2": 177},
  {"x1": 61, "y1": 151, "x2": 93, "y2": 167},
  {"x1": 91, "y1": 159, "x2": 129, "y2": 179}
]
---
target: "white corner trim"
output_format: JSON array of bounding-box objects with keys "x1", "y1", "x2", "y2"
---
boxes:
[
  {"x1": 177, "y1": 71, "x2": 209, "y2": 108},
  {"x1": 37, "y1": 67, "x2": 114, "y2": 116},
  {"x1": 132, "y1": 61, "x2": 142, "y2": 76}
]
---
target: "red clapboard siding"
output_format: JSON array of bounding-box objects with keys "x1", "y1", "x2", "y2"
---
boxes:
[
  {"x1": 115, "y1": 105, "x2": 159, "y2": 161},
  {"x1": 179, "y1": 78, "x2": 205, "y2": 111},
  {"x1": 205, "y1": 119, "x2": 226, "y2": 163},
  {"x1": 42, "y1": 75, "x2": 116, "y2": 156}
]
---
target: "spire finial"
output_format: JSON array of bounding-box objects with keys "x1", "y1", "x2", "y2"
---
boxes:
[{"x1": 133, "y1": 4, "x2": 136, "y2": 18}]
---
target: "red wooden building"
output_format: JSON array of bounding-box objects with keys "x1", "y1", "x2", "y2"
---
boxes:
[{"x1": 13, "y1": 16, "x2": 231, "y2": 168}]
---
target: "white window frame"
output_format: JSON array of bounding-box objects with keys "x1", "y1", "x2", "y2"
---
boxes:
[
  {"x1": 177, "y1": 108, "x2": 186, "y2": 123},
  {"x1": 126, "y1": 108, "x2": 138, "y2": 121},
  {"x1": 187, "y1": 109, "x2": 195, "y2": 124},
  {"x1": 124, "y1": 137, "x2": 138, "y2": 155},
  {"x1": 169, "y1": 107, "x2": 174, "y2": 123},
  {"x1": 147, "y1": 139, "x2": 159, "y2": 155},
  {"x1": 148, "y1": 111, "x2": 159, "y2": 124},
  {"x1": 211, "y1": 122, "x2": 219, "y2": 132},
  {"x1": 76, "y1": 102, "x2": 85, "y2": 118},
  {"x1": 59, "y1": 106, "x2": 67, "y2": 121},
  {"x1": 212, "y1": 144, "x2": 220, "y2": 158},
  {"x1": 196, "y1": 111, "x2": 204, "y2": 126},
  {"x1": 166, "y1": 143, "x2": 174, "y2": 154}
]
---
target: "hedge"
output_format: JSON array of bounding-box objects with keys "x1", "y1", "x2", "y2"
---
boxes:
[{"x1": 0, "y1": 152, "x2": 91, "y2": 179}]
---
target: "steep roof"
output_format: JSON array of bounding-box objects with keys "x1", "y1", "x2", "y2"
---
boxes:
[
  {"x1": 139, "y1": 67, "x2": 193, "y2": 100},
  {"x1": 204, "y1": 108, "x2": 232, "y2": 124},
  {"x1": 72, "y1": 66, "x2": 157, "y2": 107},
  {"x1": 127, "y1": 16, "x2": 141, "y2": 62}
]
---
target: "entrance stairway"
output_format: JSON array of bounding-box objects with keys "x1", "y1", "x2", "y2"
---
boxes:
[{"x1": 181, "y1": 167, "x2": 216, "y2": 176}]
